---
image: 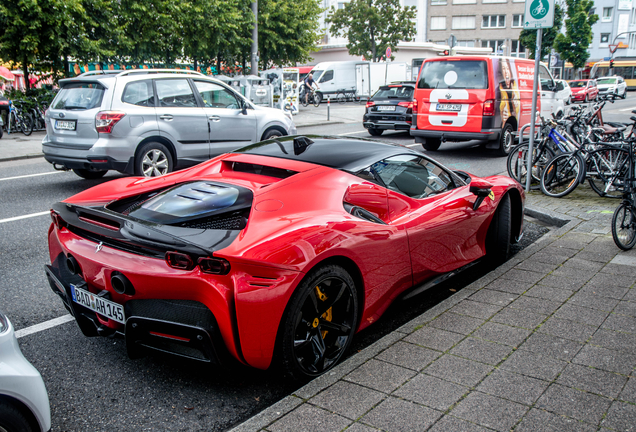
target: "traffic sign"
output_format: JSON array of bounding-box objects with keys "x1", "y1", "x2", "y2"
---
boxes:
[
  {"x1": 386, "y1": 47, "x2": 392, "y2": 60},
  {"x1": 524, "y1": 0, "x2": 555, "y2": 29}
]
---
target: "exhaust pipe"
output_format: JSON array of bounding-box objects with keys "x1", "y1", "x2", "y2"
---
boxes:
[
  {"x1": 66, "y1": 255, "x2": 81, "y2": 275},
  {"x1": 111, "y1": 272, "x2": 135, "y2": 295}
]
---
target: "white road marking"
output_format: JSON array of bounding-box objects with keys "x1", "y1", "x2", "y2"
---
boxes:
[
  {"x1": 15, "y1": 314, "x2": 74, "y2": 339},
  {"x1": 0, "y1": 211, "x2": 50, "y2": 224},
  {"x1": 338, "y1": 130, "x2": 369, "y2": 136},
  {"x1": 619, "y1": 106, "x2": 636, "y2": 111},
  {"x1": 0, "y1": 171, "x2": 63, "y2": 182}
]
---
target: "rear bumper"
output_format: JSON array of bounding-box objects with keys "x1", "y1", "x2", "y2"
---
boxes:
[
  {"x1": 410, "y1": 128, "x2": 500, "y2": 142},
  {"x1": 44, "y1": 259, "x2": 227, "y2": 365},
  {"x1": 42, "y1": 151, "x2": 133, "y2": 173}
]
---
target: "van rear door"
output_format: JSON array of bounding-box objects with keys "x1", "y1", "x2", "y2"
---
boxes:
[{"x1": 415, "y1": 59, "x2": 489, "y2": 133}]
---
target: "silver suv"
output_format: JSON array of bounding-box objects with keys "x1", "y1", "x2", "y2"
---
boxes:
[{"x1": 42, "y1": 69, "x2": 297, "y2": 178}]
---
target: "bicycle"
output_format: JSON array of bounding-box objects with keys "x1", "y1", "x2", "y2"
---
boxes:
[
  {"x1": 6, "y1": 100, "x2": 34, "y2": 136},
  {"x1": 299, "y1": 86, "x2": 321, "y2": 107},
  {"x1": 336, "y1": 87, "x2": 358, "y2": 104},
  {"x1": 612, "y1": 134, "x2": 636, "y2": 250}
]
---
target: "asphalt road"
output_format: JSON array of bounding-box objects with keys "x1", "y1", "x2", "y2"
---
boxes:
[{"x1": 1, "y1": 93, "x2": 635, "y2": 431}]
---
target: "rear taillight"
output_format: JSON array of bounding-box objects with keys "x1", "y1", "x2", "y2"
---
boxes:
[
  {"x1": 95, "y1": 111, "x2": 126, "y2": 133},
  {"x1": 483, "y1": 100, "x2": 495, "y2": 116},
  {"x1": 366, "y1": 100, "x2": 375, "y2": 108},
  {"x1": 412, "y1": 98, "x2": 418, "y2": 113},
  {"x1": 398, "y1": 101, "x2": 414, "y2": 109},
  {"x1": 198, "y1": 257, "x2": 231, "y2": 275},
  {"x1": 165, "y1": 251, "x2": 195, "y2": 271},
  {"x1": 50, "y1": 210, "x2": 66, "y2": 230}
]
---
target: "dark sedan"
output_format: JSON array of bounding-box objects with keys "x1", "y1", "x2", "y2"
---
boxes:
[{"x1": 363, "y1": 82, "x2": 415, "y2": 136}]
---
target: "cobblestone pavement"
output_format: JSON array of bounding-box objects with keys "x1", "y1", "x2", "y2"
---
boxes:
[{"x1": 231, "y1": 184, "x2": 636, "y2": 432}]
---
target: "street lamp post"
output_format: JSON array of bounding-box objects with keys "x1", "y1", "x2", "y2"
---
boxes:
[{"x1": 251, "y1": 1, "x2": 258, "y2": 75}]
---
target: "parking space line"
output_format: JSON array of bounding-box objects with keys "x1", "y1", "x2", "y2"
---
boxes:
[
  {"x1": 15, "y1": 314, "x2": 74, "y2": 339},
  {"x1": 0, "y1": 171, "x2": 63, "y2": 182},
  {"x1": 0, "y1": 211, "x2": 50, "y2": 224},
  {"x1": 619, "y1": 106, "x2": 636, "y2": 111}
]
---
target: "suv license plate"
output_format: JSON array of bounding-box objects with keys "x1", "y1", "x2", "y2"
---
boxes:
[
  {"x1": 55, "y1": 120, "x2": 76, "y2": 131},
  {"x1": 436, "y1": 104, "x2": 462, "y2": 112},
  {"x1": 71, "y1": 283, "x2": 125, "y2": 324},
  {"x1": 377, "y1": 106, "x2": 396, "y2": 111}
]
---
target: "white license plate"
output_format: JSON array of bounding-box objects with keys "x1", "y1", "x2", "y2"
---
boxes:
[
  {"x1": 55, "y1": 120, "x2": 76, "y2": 131},
  {"x1": 71, "y1": 283, "x2": 125, "y2": 324},
  {"x1": 436, "y1": 104, "x2": 462, "y2": 112},
  {"x1": 377, "y1": 105, "x2": 396, "y2": 111}
]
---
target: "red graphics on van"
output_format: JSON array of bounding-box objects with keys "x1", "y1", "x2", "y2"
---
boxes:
[{"x1": 410, "y1": 56, "x2": 562, "y2": 156}]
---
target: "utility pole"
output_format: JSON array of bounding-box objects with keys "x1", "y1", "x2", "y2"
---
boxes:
[{"x1": 251, "y1": 1, "x2": 258, "y2": 75}]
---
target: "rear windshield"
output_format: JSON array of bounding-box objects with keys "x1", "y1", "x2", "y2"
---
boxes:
[
  {"x1": 53, "y1": 83, "x2": 105, "y2": 110},
  {"x1": 372, "y1": 86, "x2": 414, "y2": 99},
  {"x1": 417, "y1": 60, "x2": 488, "y2": 90},
  {"x1": 569, "y1": 81, "x2": 587, "y2": 88}
]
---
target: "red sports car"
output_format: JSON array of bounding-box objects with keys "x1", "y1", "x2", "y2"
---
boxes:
[{"x1": 45, "y1": 136, "x2": 525, "y2": 380}]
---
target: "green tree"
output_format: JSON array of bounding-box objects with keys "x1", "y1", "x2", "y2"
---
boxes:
[
  {"x1": 519, "y1": 3, "x2": 564, "y2": 59},
  {"x1": 554, "y1": 0, "x2": 598, "y2": 71},
  {"x1": 327, "y1": 0, "x2": 416, "y2": 62},
  {"x1": 258, "y1": 0, "x2": 323, "y2": 68}
]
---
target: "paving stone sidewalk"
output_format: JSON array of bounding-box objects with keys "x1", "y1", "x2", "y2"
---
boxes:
[{"x1": 231, "y1": 184, "x2": 636, "y2": 432}]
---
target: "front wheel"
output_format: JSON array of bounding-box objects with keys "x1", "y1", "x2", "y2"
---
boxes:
[
  {"x1": 622, "y1": 89, "x2": 627, "y2": 99},
  {"x1": 135, "y1": 142, "x2": 173, "y2": 177},
  {"x1": 612, "y1": 202, "x2": 636, "y2": 250},
  {"x1": 73, "y1": 168, "x2": 108, "y2": 179},
  {"x1": 313, "y1": 92, "x2": 322, "y2": 107},
  {"x1": 486, "y1": 193, "x2": 512, "y2": 263},
  {"x1": 279, "y1": 265, "x2": 358, "y2": 381},
  {"x1": 262, "y1": 127, "x2": 284, "y2": 140},
  {"x1": 540, "y1": 152, "x2": 585, "y2": 198},
  {"x1": 0, "y1": 403, "x2": 35, "y2": 432},
  {"x1": 506, "y1": 142, "x2": 555, "y2": 190}
]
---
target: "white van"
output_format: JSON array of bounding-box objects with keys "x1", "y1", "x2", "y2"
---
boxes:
[{"x1": 310, "y1": 61, "x2": 365, "y2": 102}]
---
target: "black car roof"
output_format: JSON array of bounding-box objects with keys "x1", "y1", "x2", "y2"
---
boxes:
[{"x1": 233, "y1": 136, "x2": 420, "y2": 173}]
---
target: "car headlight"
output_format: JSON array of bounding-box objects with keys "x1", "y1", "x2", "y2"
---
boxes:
[{"x1": 0, "y1": 309, "x2": 9, "y2": 334}]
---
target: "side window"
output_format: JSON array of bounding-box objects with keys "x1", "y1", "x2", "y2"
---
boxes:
[
  {"x1": 155, "y1": 79, "x2": 197, "y2": 107},
  {"x1": 122, "y1": 80, "x2": 155, "y2": 107},
  {"x1": 320, "y1": 70, "x2": 334, "y2": 83},
  {"x1": 370, "y1": 155, "x2": 454, "y2": 199},
  {"x1": 539, "y1": 65, "x2": 554, "y2": 91},
  {"x1": 194, "y1": 81, "x2": 240, "y2": 109}
]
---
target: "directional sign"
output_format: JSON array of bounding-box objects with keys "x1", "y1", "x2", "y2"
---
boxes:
[{"x1": 524, "y1": 0, "x2": 555, "y2": 29}]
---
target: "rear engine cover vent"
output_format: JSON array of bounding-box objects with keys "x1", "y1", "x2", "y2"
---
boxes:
[{"x1": 126, "y1": 181, "x2": 253, "y2": 226}]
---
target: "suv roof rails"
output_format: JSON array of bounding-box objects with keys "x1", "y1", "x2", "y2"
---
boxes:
[
  {"x1": 78, "y1": 70, "x2": 121, "y2": 77},
  {"x1": 116, "y1": 68, "x2": 205, "y2": 77}
]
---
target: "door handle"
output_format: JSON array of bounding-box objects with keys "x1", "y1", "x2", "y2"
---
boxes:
[
  {"x1": 209, "y1": 116, "x2": 221, "y2": 122},
  {"x1": 159, "y1": 114, "x2": 173, "y2": 121}
]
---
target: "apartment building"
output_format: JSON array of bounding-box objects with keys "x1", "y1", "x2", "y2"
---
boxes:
[
  {"x1": 426, "y1": 0, "x2": 527, "y2": 57},
  {"x1": 588, "y1": 0, "x2": 636, "y2": 61}
]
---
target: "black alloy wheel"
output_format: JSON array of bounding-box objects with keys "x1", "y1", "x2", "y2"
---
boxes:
[{"x1": 280, "y1": 265, "x2": 358, "y2": 381}]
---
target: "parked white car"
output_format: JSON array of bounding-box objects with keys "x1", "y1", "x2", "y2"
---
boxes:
[
  {"x1": 0, "y1": 311, "x2": 51, "y2": 432},
  {"x1": 597, "y1": 76, "x2": 627, "y2": 98},
  {"x1": 555, "y1": 79, "x2": 573, "y2": 105}
]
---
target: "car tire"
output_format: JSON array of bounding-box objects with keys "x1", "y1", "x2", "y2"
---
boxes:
[
  {"x1": 135, "y1": 142, "x2": 173, "y2": 177},
  {"x1": 261, "y1": 127, "x2": 286, "y2": 140},
  {"x1": 496, "y1": 123, "x2": 514, "y2": 157},
  {"x1": 0, "y1": 124, "x2": 3, "y2": 139},
  {"x1": 0, "y1": 402, "x2": 34, "y2": 432},
  {"x1": 584, "y1": 94, "x2": 589, "y2": 103},
  {"x1": 486, "y1": 193, "x2": 511, "y2": 263},
  {"x1": 422, "y1": 138, "x2": 441, "y2": 151},
  {"x1": 368, "y1": 128, "x2": 383, "y2": 136},
  {"x1": 72, "y1": 168, "x2": 108, "y2": 180},
  {"x1": 623, "y1": 89, "x2": 627, "y2": 99},
  {"x1": 279, "y1": 264, "x2": 358, "y2": 381}
]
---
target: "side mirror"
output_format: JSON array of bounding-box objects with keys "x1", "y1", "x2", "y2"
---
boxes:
[
  {"x1": 469, "y1": 179, "x2": 493, "y2": 211},
  {"x1": 241, "y1": 100, "x2": 248, "y2": 115}
]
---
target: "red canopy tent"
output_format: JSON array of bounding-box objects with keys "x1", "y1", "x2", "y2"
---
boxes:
[{"x1": 0, "y1": 66, "x2": 15, "y2": 81}]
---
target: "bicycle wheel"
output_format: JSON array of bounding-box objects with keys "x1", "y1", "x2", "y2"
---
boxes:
[
  {"x1": 20, "y1": 113, "x2": 34, "y2": 136},
  {"x1": 587, "y1": 147, "x2": 630, "y2": 198},
  {"x1": 506, "y1": 142, "x2": 555, "y2": 190},
  {"x1": 612, "y1": 202, "x2": 636, "y2": 250},
  {"x1": 8, "y1": 111, "x2": 18, "y2": 134},
  {"x1": 313, "y1": 92, "x2": 322, "y2": 107},
  {"x1": 540, "y1": 152, "x2": 585, "y2": 198},
  {"x1": 336, "y1": 92, "x2": 346, "y2": 104}
]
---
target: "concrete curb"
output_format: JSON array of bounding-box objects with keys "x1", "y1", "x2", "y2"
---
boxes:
[
  {"x1": 228, "y1": 204, "x2": 574, "y2": 432},
  {"x1": 0, "y1": 153, "x2": 45, "y2": 163}
]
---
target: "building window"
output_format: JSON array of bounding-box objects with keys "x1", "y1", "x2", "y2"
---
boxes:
[
  {"x1": 511, "y1": 40, "x2": 526, "y2": 57},
  {"x1": 452, "y1": 16, "x2": 476, "y2": 29},
  {"x1": 512, "y1": 14, "x2": 524, "y2": 27},
  {"x1": 430, "y1": 16, "x2": 447, "y2": 30},
  {"x1": 482, "y1": 15, "x2": 506, "y2": 28},
  {"x1": 482, "y1": 0, "x2": 507, "y2": 3},
  {"x1": 404, "y1": 0, "x2": 418, "y2": 7},
  {"x1": 600, "y1": 33, "x2": 610, "y2": 45},
  {"x1": 337, "y1": 2, "x2": 348, "y2": 9},
  {"x1": 453, "y1": 0, "x2": 477, "y2": 4},
  {"x1": 457, "y1": 40, "x2": 475, "y2": 47},
  {"x1": 431, "y1": 0, "x2": 447, "y2": 4},
  {"x1": 603, "y1": 7, "x2": 613, "y2": 21},
  {"x1": 481, "y1": 39, "x2": 505, "y2": 52}
]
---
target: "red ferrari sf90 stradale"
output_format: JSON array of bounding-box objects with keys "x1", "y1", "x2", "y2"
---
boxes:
[{"x1": 45, "y1": 136, "x2": 524, "y2": 380}]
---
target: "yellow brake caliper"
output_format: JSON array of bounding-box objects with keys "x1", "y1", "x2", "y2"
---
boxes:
[{"x1": 315, "y1": 286, "x2": 332, "y2": 339}]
